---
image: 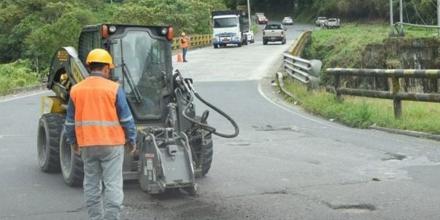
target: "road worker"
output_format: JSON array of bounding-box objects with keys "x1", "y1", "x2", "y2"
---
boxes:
[
  {"x1": 180, "y1": 32, "x2": 190, "y2": 62},
  {"x1": 64, "y1": 48, "x2": 137, "y2": 220}
]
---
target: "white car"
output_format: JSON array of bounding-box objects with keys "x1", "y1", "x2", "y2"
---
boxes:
[
  {"x1": 315, "y1": 17, "x2": 327, "y2": 27},
  {"x1": 282, "y1": 17, "x2": 294, "y2": 25},
  {"x1": 244, "y1": 31, "x2": 255, "y2": 44},
  {"x1": 324, "y1": 18, "x2": 341, "y2": 28}
]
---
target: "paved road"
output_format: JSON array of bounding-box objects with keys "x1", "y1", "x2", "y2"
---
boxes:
[{"x1": 1, "y1": 24, "x2": 440, "y2": 220}]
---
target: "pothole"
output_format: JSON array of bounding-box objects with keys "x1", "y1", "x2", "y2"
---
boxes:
[
  {"x1": 325, "y1": 203, "x2": 376, "y2": 213},
  {"x1": 227, "y1": 142, "x2": 251, "y2": 146},
  {"x1": 371, "y1": 177, "x2": 381, "y2": 182},
  {"x1": 382, "y1": 152, "x2": 407, "y2": 161},
  {"x1": 253, "y1": 125, "x2": 299, "y2": 132},
  {"x1": 261, "y1": 189, "x2": 288, "y2": 195}
]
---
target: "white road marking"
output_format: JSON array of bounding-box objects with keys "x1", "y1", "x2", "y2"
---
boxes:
[
  {"x1": 0, "y1": 90, "x2": 49, "y2": 103},
  {"x1": 257, "y1": 80, "x2": 344, "y2": 130}
]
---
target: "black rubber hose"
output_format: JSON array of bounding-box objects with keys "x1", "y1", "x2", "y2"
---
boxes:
[
  {"x1": 182, "y1": 91, "x2": 239, "y2": 138},
  {"x1": 174, "y1": 69, "x2": 239, "y2": 138}
]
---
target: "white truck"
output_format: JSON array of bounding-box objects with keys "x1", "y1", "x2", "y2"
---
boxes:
[
  {"x1": 263, "y1": 23, "x2": 286, "y2": 45},
  {"x1": 212, "y1": 10, "x2": 254, "y2": 48}
]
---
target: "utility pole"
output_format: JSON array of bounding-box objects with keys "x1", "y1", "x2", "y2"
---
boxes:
[
  {"x1": 438, "y1": 0, "x2": 440, "y2": 36},
  {"x1": 399, "y1": 0, "x2": 403, "y2": 24},
  {"x1": 399, "y1": 0, "x2": 404, "y2": 35},
  {"x1": 390, "y1": 0, "x2": 394, "y2": 28},
  {"x1": 247, "y1": 0, "x2": 252, "y2": 33}
]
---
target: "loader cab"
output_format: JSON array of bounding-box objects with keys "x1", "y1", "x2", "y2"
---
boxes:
[{"x1": 77, "y1": 24, "x2": 174, "y2": 123}]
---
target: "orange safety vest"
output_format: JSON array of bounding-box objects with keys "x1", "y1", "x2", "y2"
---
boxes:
[
  {"x1": 70, "y1": 76, "x2": 126, "y2": 147},
  {"x1": 180, "y1": 36, "x2": 189, "y2": 49}
]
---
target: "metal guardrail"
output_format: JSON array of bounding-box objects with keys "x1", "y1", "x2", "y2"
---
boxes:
[
  {"x1": 327, "y1": 68, "x2": 440, "y2": 118},
  {"x1": 283, "y1": 53, "x2": 321, "y2": 85},
  {"x1": 281, "y1": 30, "x2": 322, "y2": 88},
  {"x1": 172, "y1": 35, "x2": 212, "y2": 50},
  {"x1": 290, "y1": 31, "x2": 311, "y2": 56}
]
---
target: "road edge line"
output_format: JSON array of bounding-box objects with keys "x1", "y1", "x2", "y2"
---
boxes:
[
  {"x1": 370, "y1": 125, "x2": 440, "y2": 142},
  {"x1": 0, "y1": 90, "x2": 49, "y2": 103}
]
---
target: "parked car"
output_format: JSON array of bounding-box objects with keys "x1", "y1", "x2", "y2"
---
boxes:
[
  {"x1": 324, "y1": 18, "x2": 341, "y2": 28},
  {"x1": 257, "y1": 16, "x2": 268, "y2": 24},
  {"x1": 315, "y1": 17, "x2": 327, "y2": 27},
  {"x1": 244, "y1": 31, "x2": 255, "y2": 44},
  {"x1": 262, "y1": 23, "x2": 286, "y2": 45},
  {"x1": 256, "y1": 13, "x2": 268, "y2": 24},
  {"x1": 282, "y1": 16, "x2": 294, "y2": 25}
]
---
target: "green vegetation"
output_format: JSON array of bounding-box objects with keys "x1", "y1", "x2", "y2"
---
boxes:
[
  {"x1": 304, "y1": 23, "x2": 439, "y2": 82},
  {"x1": 0, "y1": 60, "x2": 40, "y2": 95},
  {"x1": 0, "y1": 0, "x2": 226, "y2": 68},
  {"x1": 283, "y1": 79, "x2": 440, "y2": 134},
  {"x1": 0, "y1": 0, "x2": 227, "y2": 95},
  {"x1": 305, "y1": 23, "x2": 388, "y2": 69},
  {"x1": 285, "y1": 23, "x2": 440, "y2": 134}
]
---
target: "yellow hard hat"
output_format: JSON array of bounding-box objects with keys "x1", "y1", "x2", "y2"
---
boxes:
[
  {"x1": 86, "y1": 49, "x2": 115, "y2": 69},
  {"x1": 181, "y1": 32, "x2": 186, "y2": 36}
]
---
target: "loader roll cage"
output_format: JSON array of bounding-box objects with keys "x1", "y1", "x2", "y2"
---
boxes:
[{"x1": 109, "y1": 28, "x2": 173, "y2": 121}]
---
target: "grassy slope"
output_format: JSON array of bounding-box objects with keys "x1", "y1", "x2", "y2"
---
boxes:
[
  {"x1": 0, "y1": 61, "x2": 40, "y2": 95},
  {"x1": 285, "y1": 79, "x2": 440, "y2": 134},
  {"x1": 285, "y1": 23, "x2": 440, "y2": 134}
]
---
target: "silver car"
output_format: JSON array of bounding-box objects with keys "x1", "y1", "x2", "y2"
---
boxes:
[
  {"x1": 315, "y1": 17, "x2": 327, "y2": 26},
  {"x1": 282, "y1": 17, "x2": 294, "y2": 25},
  {"x1": 325, "y1": 18, "x2": 341, "y2": 28}
]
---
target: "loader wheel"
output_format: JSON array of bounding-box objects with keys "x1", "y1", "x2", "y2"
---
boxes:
[
  {"x1": 37, "y1": 113, "x2": 64, "y2": 173},
  {"x1": 192, "y1": 133, "x2": 213, "y2": 178},
  {"x1": 60, "y1": 129, "x2": 83, "y2": 187}
]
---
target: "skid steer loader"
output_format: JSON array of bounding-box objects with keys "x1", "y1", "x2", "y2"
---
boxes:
[{"x1": 37, "y1": 24, "x2": 239, "y2": 194}]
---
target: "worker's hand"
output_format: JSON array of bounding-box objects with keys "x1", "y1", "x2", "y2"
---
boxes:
[
  {"x1": 125, "y1": 143, "x2": 137, "y2": 155},
  {"x1": 72, "y1": 144, "x2": 80, "y2": 155}
]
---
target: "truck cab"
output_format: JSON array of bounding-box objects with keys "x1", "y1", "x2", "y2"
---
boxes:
[
  {"x1": 212, "y1": 13, "x2": 242, "y2": 48},
  {"x1": 212, "y1": 11, "x2": 251, "y2": 48}
]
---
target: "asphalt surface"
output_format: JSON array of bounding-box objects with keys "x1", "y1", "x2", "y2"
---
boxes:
[{"x1": 1, "y1": 24, "x2": 440, "y2": 220}]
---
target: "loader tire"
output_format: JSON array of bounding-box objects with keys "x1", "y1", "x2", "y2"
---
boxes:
[
  {"x1": 37, "y1": 113, "x2": 64, "y2": 173},
  {"x1": 192, "y1": 133, "x2": 213, "y2": 178},
  {"x1": 60, "y1": 129, "x2": 84, "y2": 187}
]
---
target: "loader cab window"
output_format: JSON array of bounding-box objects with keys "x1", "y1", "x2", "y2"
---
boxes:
[{"x1": 111, "y1": 30, "x2": 170, "y2": 120}]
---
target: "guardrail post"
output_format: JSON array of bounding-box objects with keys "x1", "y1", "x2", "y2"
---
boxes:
[
  {"x1": 392, "y1": 76, "x2": 402, "y2": 118},
  {"x1": 433, "y1": 78, "x2": 439, "y2": 93},
  {"x1": 334, "y1": 74, "x2": 342, "y2": 101}
]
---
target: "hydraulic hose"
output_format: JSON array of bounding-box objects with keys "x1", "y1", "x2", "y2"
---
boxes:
[
  {"x1": 192, "y1": 91, "x2": 239, "y2": 138},
  {"x1": 174, "y1": 70, "x2": 239, "y2": 138}
]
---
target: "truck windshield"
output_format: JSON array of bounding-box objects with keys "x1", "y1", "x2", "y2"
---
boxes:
[
  {"x1": 112, "y1": 30, "x2": 170, "y2": 119},
  {"x1": 214, "y1": 17, "x2": 238, "y2": 28}
]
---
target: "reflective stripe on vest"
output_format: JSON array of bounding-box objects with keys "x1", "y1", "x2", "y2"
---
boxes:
[
  {"x1": 75, "y1": 120, "x2": 120, "y2": 127},
  {"x1": 70, "y1": 76, "x2": 126, "y2": 147}
]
